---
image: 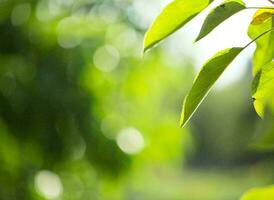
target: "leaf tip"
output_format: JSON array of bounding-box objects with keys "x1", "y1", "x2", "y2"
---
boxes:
[
  {"x1": 142, "y1": 32, "x2": 155, "y2": 54},
  {"x1": 180, "y1": 98, "x2": 189, "y2": 128},
  {"x1": 142, "y1": 46, "x2": 149, "y2": 55},
  {"x1": 253, "y1": 99, "x2": 264, "y2": 118},
  {"x1": 180, "y1": 113, "x2": 190, "y2": 128},
  {"x1": 142, "y1": 39, "x2": 148, "y2": 55},
  {"x1": 180, "y1": 116, "x2": 185, "y2": 128},
  {"x1": 180, "y1": 120, "x2": 187, "y2": 128},
  {"x1": 194, "y1": 35, "x2": 202, "y2": 43}
]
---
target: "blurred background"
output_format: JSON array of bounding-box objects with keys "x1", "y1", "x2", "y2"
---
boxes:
[{"x1": 0, "y1": 0, "x2": 274, "y2": 199}]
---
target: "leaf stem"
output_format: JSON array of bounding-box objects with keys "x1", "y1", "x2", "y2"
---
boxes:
[
  {"x1": 244, "y1": 28, "x2": 274, "y2": 49},
  {"x1": 246, "y1": 7, "x2": 274, "y2": 10}
]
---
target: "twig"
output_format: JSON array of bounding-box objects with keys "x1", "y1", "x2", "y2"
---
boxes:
[{"x1": 244, "y1": 28, "x2": 274, "y2": 49}]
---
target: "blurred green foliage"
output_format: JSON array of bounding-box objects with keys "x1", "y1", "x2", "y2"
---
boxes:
[
  {"x1": 0, "y1": 0, "x2": 191, "y2": 199},
  {"x1": 0, "y1": 0, "x2": 274, "y2": 199}
]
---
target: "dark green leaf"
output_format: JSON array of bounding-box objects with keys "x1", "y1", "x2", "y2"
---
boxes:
[
  {"x1": 180, "y1": 47, "x2": 243, "y2": 127},
  {"x1": 196, "y1": 0, "x2": 245, "y2": 41}
]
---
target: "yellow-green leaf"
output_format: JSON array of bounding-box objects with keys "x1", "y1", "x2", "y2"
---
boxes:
[
  {"x1": 196, "y1": 0, "x2": 245, "y2": 42},
  {"x1": 248, "y1": 14, "x2": 274, "y2": 75},
  {"x1": 251, "y1": 8, "x2": 274, "y2": 25},
  {"x1": 240, "y1": 185, "x2": 274, "y2": 200},
  {"x1": 180, "y1": 47, "x2": 243, "y2": 127},
  {"x1": 252, "y1": 61, "x2": 274, "y2": 117},
  {"x1": 143, "y1": 0, "x2": 212, "y2": 52}
]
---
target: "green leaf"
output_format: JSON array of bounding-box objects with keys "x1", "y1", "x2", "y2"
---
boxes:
[
  {"x1": 143, "y1": 0, "x2": 212, "y2": 52},
  {"x1": 248, "y1": 15, "x2": 274, "y2": 75},
  {"x1": 180, "y1": 47, "x2": 243, "y2": 127},
  {"x1": 240, "y1": 185, "x2": 274, "y2": 200},
  {"x1": 195, "y1": 0, "x2": 246, "y2": 42},
  {"x1": 249, "y1": 113, "x2": 274, "y2": 151},
  {"x1": 252, "y1": 61, "x2": 274, "y2": 117}
]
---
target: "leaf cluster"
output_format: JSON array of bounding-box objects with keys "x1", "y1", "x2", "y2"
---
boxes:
[{"x1": 143, "y1": 0, "x2": 274, "y2": 127}]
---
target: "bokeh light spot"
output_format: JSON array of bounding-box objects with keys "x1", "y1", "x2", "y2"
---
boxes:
[
  {"x1": 98, "y1": 4, "x2": 119, "y2": 23},
  {"x1": 101, "y1": 114, "x2": 125, "y2": 139},
  {"x1": 71, "y1": 136, "x2": 86, "y2": 160},
  {"x1": 36, "y1": 0, "x2": 51, "y2": 22},
  {"x1": 116, "y1": 127, "x2": 145, "y2": 155},
  {"x1": 93, "y1": 45, "x2": 120, "y2": 72},
  {"x1": 11, "y1": 3, "x2": 31, "y2": 26},
  {"x1": 57, "y1": 16, "x2": 83, "y2": 49},
  {"x1": 35, "y1": 170, "x2": 63, "y2": 199}
]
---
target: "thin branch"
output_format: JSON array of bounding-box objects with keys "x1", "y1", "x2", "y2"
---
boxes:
[
  {"x1": 246, "y1": 7, "x2": 274, "y2": 10},
  {"x1": 268, "y1": 0, "x2": 274, "y2": 5},
  {"x1": 244, "y1": 28, "x2": 274, "y2": 49}
]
